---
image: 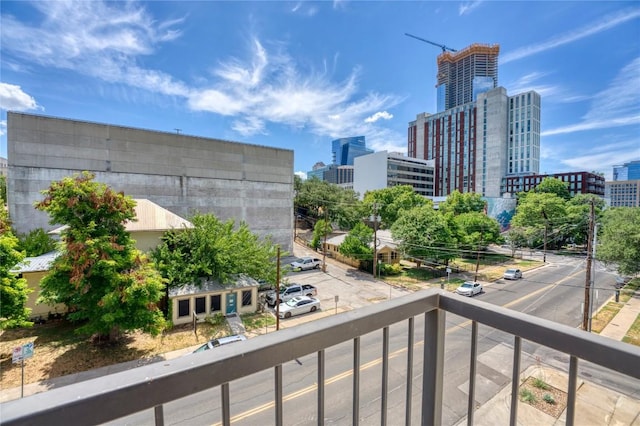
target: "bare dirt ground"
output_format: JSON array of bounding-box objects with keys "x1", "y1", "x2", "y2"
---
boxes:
[{"x1": 0, "y1": 321, "x2": 227, "y2": 389}]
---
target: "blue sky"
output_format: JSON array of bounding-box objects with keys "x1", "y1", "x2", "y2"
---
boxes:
[{"x1": 1, "y1": 1, "x2": 639, "y2": 181}]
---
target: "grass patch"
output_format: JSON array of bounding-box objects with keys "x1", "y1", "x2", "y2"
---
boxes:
[
  {"x1": 622, "y1": 313, "x2": 640, "y2": 346},
  {"x1": 520, "y1": 388, "x2": 536, "y2": 403},
  {"x1": 620, "y1": 279, "x2": 640, "y2": 303},
  {"x1": 241, "y1": 312, "x2": 276, "y2": 331},
  {"x1": 533, "y1": 378, "x2": 551, "y2": 390},
  {"x1": 592, "y1": 302, "x2": 623, "y2": 334}
]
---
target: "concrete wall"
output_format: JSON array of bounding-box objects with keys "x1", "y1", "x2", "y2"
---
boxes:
[
  {"x1": 476, "y1": 87, "x2": 508, "y2": 198},
  {"x1": 7, "y1": 112, "x2": 294, "y2": 252}
]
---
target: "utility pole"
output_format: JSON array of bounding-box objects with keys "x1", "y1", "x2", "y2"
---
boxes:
[
  {"x1": 582, "y1": 201, "x2": 595, "y2": 331},
  {"x1": 322, "y1": 206, "x2": 328, "y2": 272},
  {"x1": 276, "y1": 247, "x2": 281, "y2": 331},
  {"x1": 588, "y1": 223, "x2": 599, "y2": 332}
]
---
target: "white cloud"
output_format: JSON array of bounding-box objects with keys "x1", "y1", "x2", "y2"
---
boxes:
[
  {"x1": 502, "y1": 8, "x2": 640, "y2": 64},
  {"x1": 0, "y1": 120, "x2": 6, "y2": 137},
  {"x1": 295, "y1": 171, "x2": 308, "y2": 180},
  {"x1": 561, "y1": 143, "x2": 640, "y2": 176},
  {"x1": 505, "y1": 72, "x2": 558, "y2": 98},
  {"x1": 1, "y1": 1, "x2": 404, "y2": 148},
  {"x1": 459, "y1": 1, "x2": 483, "y2": 16},
  {"x1": 0, "y1": 83, "x2": 42, "y2": 111},
  {"x1": 364, "y1": 111, "x2": 393, "y2": 123},
  {"x1": 291, "y1": 2, "x2": 318, "y2": 17},
  {"x1": 542, "y1": 58, "x2": 640, "y2": 136},
  {"x1": 1, "y1": 0, "x2": 185, "y2": 95}
]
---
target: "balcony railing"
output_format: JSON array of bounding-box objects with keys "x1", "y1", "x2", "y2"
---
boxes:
[{"x1": 2, "y1": 289, "x2": 639, "y2": 426}]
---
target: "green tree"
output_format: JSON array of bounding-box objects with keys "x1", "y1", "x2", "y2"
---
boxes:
[
  {"x1": 17, "y1": 228, "x2": 58, "y2": 257},
  {"x1": 453, "y1": 212, "x2": 502, "y2": 251},
  {"x1": 532, "y1": 177, "x2": 571, "y2": 200},
  {"x1": 0, "y1": 175, "x2": 6, "y2": 205},
  {"x1": 363, "y1": 185, "x2": 427, "y2": 228},
  {"x1": 565, "y1": 194, "x2": 605, "y2": 246},
  {"x1": 511, "y1": 192, "x2": 568, "y2": 250},
  {"x1": 295, "y1": 177, "x2": 363, "y2": 230},
  {"x1": 311, "y1": 218, "x2": 333, "y2": 250},
  {"x1": 338, "y1": 222, "x2": 373, "y2": 265},
  {"x1": 597, "y1": 207, "x2": 640, "y2": 276},
  {"x1": 391, "y1": 202, "x2": 456, "y2": 267},
  {"x1": 35, "y1": 172, "x2": 165, "y2": 341},
  {"x1": 438, "y1": 190, "x2": 486, "y2": 216},
  {"x1": 152, "y1": 212, "x2": 281, "y2": 289},
  {"x1": 0, "y1": 209, "x2": 33, "y2": 329}
]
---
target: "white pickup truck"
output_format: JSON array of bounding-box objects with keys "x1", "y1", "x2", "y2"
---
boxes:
[
  {"x1": 266, "y1": 283, "x2": 318, "y2": 306},
  {"x1": 290, "y1": 257, "x2": 322, "y2": 271}
]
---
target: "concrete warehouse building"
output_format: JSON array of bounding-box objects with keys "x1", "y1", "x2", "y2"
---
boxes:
[{"x1": 6, "y1": 112, "x2": 294, "y2": 252}]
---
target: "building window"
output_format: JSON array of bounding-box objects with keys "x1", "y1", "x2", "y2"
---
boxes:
[
  {"x1": 210, "y1": 295, "x2": 221, "y2": 312},
  {"x1": 242, "y1": 290, "x2": 252, "y2": 307},
  {"x1": 178, "y1": 299, "x2": 190, "y2": 318},
  {"x1": 195, "y1": 297, "x2": 206, "y2": 314}
]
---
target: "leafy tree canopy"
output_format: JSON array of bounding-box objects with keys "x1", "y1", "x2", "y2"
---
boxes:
[
  {"x1": 391, "y1": 202, "x2": 456, "y2": 266},
  {"x1": 17, "y1": 228, "x2": 58, "y2": 257},
  {"x1": 363, "y1": 185, "x2": 427, "y2": 228},
  {"x1": 295, "y1": 177, "x2": 364, "y2": 230},
  {"x1": 338, "y1": 222, "x2": 373, "y2": 262},
  {"x1": 0, "y1": 209, "x2": 33, "y2": 329},
  {"x1": 597, "y1": 207, "x2": 640, "y2": 276},
  {"x1": 35, "y1": 172, "x2": 166, "y2": 341},
  {"x1": 531, "y1": 177, "x2": 570, "y2": 200},
  {"x1": 311, "y1": 218, "x2": 333, "y2": 250},
  {"x1": 453, "y1": 212, "x2": 502, "y2": 251},
  {"x1": 0, "y1": 175, "x2": 6, "y2": 205},
  {"x1": 438, "y1": 190, "x2": 486, "y2": 216},
  {"x1": 511, "y1": 192, "x2": 568, "y2": 250},
  {"x1": 152, "y1": 212, "x2": 281, "y2": 288}
]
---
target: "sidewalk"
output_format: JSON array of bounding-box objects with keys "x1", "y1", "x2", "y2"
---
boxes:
[{"x1": 599, "y1": 290, "x2": 640, "y2": 340}]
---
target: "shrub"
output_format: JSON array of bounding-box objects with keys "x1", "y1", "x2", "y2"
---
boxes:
[
  {"x1": 378, "y1": 263, "x2": 403, "y2": 276},
  {"x1": 205, "y1": 312, "x2": 226, "y2": 326},
  {"x1": 543, "y1": 393, "x2": 556, "y2": 404},
  {"x1": 533, "y1": 378, "x2": 550, "y2": 390},
  {"x1": 519, "y1": 388, "x2": 536, "y2": 403}
]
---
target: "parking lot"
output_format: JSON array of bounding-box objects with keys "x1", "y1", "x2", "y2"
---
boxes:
[{"x1": 263, "y1": 243, "x2": 412, "y2": 328}]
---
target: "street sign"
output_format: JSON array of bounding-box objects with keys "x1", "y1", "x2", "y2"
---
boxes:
[{"x1": 12, "y1": 342, "x2": 34, "y2": 363}]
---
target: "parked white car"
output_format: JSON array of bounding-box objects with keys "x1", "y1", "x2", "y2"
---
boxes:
[
  {"x1": 455, "y1": 281, "x2": 483, "y2": 297},
  {"x1": 192, "y1": 335, "x2": 247, "y2": 353},
  {"x1": 278, "y1": 296, "x2": 321, "y2": 318},
  {"x1": 503, "y1": 268, "x2": 523, "y2": 280}
]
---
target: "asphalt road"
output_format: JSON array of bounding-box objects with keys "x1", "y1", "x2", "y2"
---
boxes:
[{"x1": 112, "y1": 249, "x2": 637, "y2": 425}]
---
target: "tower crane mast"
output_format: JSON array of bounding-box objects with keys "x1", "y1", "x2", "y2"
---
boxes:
[{"x1": 405, "y1": 33, "x2": 457, "y2": 53}]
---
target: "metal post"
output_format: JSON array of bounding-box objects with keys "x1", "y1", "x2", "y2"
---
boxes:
[
  {"x1": 372, "y1": 203, "x2": 378, "y2": 278},
  {"x1": 583, "y1": 201, "x2": 595, "y2": 331},
  {"x1": 588, "y1": 223, "x2": 598, "y2": 332},
  {"x1": 276, "y1": 247, "x2": 281, "y2": 331},
  {"x1": 322, "y1": 207, "x2": 328, "y2": 272},
  {"x1": 422, "y1": 309, "x2": 444, "y2": 425}
]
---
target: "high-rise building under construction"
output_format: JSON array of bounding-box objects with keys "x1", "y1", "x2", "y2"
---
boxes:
[{"x1": 436, "y1": 43, "x2": 500, "y2": 112}]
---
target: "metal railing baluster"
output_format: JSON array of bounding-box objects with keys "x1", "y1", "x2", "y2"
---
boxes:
[
  {"x1": 154, "y1": 405, "x2": 164, "y2": 426},
  {"x1": 381, "y1": 326, "x2": 389, "y2": 426},
  {"x1": 566, "y1": 356, "x2": 578, "y2": 426},
  {"x1": 509, "y1": 336, "x2": 522, "y2": 426},
  {"x1": 221, "y1": 383, "x2": 230, "y2": 426},
  {"x1": 318, "y1": 350, "x2": 325, "y2": 426},
  {"x1": 405, "y1": 317, "x2": 414, "y2": 426},
  {"x1": 422, "y1": 309, "x2": 445, "y2": 425},
  {"x1": 467, "y1": 321, "x2": 478, "y2": 425},
  {"x1": 275, "y1": 365, "x2": 283, "y2": 426},
  {"x1": 353, "y1": 337, "x2": 360, "y2": 426}
]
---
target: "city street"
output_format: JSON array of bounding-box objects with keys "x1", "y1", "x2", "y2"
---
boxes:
[{"x1": 111, "y1": 246, "x2": 636, "y2": 425}]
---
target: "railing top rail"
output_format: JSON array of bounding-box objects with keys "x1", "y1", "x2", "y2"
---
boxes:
[
  {"x1": 2, "y1": 289, "x2": 639, "y2": 426},
  {"x1": 1, "y1": 290, "x2": 440, "y2": 426}
]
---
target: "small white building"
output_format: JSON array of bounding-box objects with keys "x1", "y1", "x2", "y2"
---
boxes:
[
  {"x1": 169, "y1": 276, "x2": 259, "y2": 325},
  {"x1": 353, "y1": 151, "x2": 435, "y2": 199}
]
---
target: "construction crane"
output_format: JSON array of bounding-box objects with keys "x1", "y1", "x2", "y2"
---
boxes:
[{"x1": 405, "y1": 33, "x2": 457, "y2": 53}]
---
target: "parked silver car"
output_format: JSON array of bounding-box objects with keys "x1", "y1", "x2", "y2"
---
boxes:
[
  {"x1": 455, "y1": 281, "x2": 483, "y2": 297},
  {"x1": 278, "y1": 296, "x2": 321, "y2": 318},
  {"x1": 192, "y1": 335, "x2": 247, "y2": 353},
  {"x1": 503, "y1": 268, "x2": 523, "y2": 280}
]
